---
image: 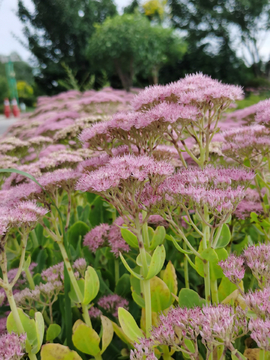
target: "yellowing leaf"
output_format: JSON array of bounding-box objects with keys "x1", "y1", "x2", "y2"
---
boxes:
[{"x1": 40, "y1": 344, "x2": 82, "y2": 360}]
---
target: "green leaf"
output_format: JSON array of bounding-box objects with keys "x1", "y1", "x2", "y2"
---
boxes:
[
  {"x1": 120, "y1": 228, "x2": 139, "y2": 248},
  {"x1": 7, "y1": 308, "x2": 39, "y2": 353},
  {"x1": 101, "y1": 316, "x2": 114, "y2": 354},
  {"x1": 83, "y1": 266, "x2": 100, "y2": 305},
  {"x1": 215, "y1": 224, "x2": 231, "y2": 249},
  {"x1": 116, "y1": 274, "x2": 131, "y2": 297},
  {"x1": 184, "y1": 338, "x2": 195, "y2": 354},
  {"x1": 162, "y1": 261, "x2": 178, "y2": 295},
  {"x1": 167, "y1": 235, "x2": 193, "y2": 254},
  {"x1": 149, "y1": 226, "x2": 166, "y2": 250},
  {"x1": 145, "y1": 245, "x2": 166, "y2": 280},
  {"x1": 69, "y1": 279, "x2": 85, "y2": 303},
  {"x1": 195, "y1": 248, "x2": 228, "y2": 280},
  {"x1": 72, "y1": 320, "x2": 100, "y2": 356},
  {"x1": 119, "y1": 253, "x2": 143, "y2": 280},
  {"x1": 178, "y1": 288, "x2": 206, "y2": 308},
  {"x1": 111, "y1": 321, "x2": 133, "y2": 347},
  {"x1": 68, "y1": 221, "x2": 90, "y2": 248},
  {"x1": 136, "y1": 252, "x2": 151, "y2": 267},
  {"x1": 46, "y1": 324, "x2": 62, "y2": 342},
  {"x1": 35, "y1": 312, "x2": 44, "y2": 350},
  {"x1": 132, "y1": 290, "x2": 145, "y2": 308},
  {"x1": 150, "y1": 276, "x2": 172, "y2": 313},
  {"x1": 118, "y1": 308, "x2": 144, "y2": 343},
  {"x1": 41, "y1": 344, "x2": 82, "y2": 360},
  {"x1": 231, "y1": 350, "x2": 247, "y2": 360}
]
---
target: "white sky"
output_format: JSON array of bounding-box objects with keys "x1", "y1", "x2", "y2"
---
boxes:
[
  {"x1": 0, "y1": 0, "x2": 269, "y2": 64},
  {"x1": 0, "y1": 0, "x2": 129, "y2": 61}
]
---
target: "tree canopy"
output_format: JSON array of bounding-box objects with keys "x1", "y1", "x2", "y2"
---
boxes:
[
  {"x1": 18, "y1": 0, "x2": 117, "y2": 93},
  {"x1": 87, "y1": 13, "x2": 186, "y2": 90}
]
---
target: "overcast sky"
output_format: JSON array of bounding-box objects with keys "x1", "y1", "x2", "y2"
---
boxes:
[
  {"x1": 0, "y1": 0, "x2": 269, "y2": 64},
  {"x1": 0, "y1": 0, "x2": 129, "y2": 61}
]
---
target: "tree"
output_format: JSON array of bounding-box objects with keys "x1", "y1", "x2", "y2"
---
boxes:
[
  {"x1": 17, "y1": 0, "x2": 117, "y2": 94},
  {"x1": 87, "y1": 13, "x2": 186, "y2": 90},
  {"x1": 168, "y1": 0, "x2": 270, "y2": 80}
]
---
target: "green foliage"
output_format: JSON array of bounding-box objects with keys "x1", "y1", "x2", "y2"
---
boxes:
[
  {"x1": 118, "y1": 307, "x2": 144, "y2": 342},
  {"x1": 87, "y1": 13, "x2": 186, "y2": 90},
  {"x1": 41, "y1": 344, "x2": 82, "y2": 360},
  {"x1": 18, "y1": 0, "x2": 117, "y2": 94},
  {"x1": 178, "y1": 288, "x2": 206, "y2": 308},
  {"x1": 150, "y1": 276, "x2": 172, "y2": 312},
  {"x1": 46, "y1": 324, "x2": 62, "y2": 342}
]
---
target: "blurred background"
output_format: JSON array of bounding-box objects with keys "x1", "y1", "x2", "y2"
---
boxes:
[{"x1": 0, "y1": 0, "x2": 270, "y2": 114}]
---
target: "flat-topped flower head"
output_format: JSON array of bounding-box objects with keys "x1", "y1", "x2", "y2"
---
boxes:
[
  {"x1": 222, "y1": 125, "x2": 270, "y2": 168},
  {"x1": 0, "y1": 201, "x2": 48, "y2": 235},
  {"x1": 0, "y1": 332, "x2": 26, "y2": 360},
  {"x1": 159, "y1": 166, "x2": 253, "y2": 216},
  {"x1": 83, "y1": 224, "x2": 110, "y2": 253},
  {"x1": 76, "y1": 155, "x2": 174, "y2": 193},
  {"x1": 219, "y1": 254, "x2": 245, "y2": 284},
  {"x1": 249, "y1": 318, "x2": 270, "y2": 351},
  {"x1": 0, "y1": 182, "x2": 43, "y2": 207},
  {"x1": 243, "y1": 244, "x2": 270, "y2": 288},
  {"x1": 83, "y1": 221, "x2": 130, "y2": 257},
  {"x1": 80, "y1": 103, "x2": 199, "y2": 153},
  {"x1": 255, "y1": 99, "x2": 270, "y2": 126},
  {"x1": 0, "y1": 137, "x2": 29, "y2": 157},
  {"x1": 28, "y1": 136, "x2": 53, "y2": 148},
  {"x1": 132, "y1": 73, "x2": 243, "y2": 111},
  {"x1": 37, "y1": 150, "x2": 84, "y2": 170},
  {"x1": 234, "y1": 188, "x2": 263, "y2": 220},
  {"x1": 245, "y1": 288, "x2": 270, "y2": 319},
  {"x1": 41, "y1": 262, "x2": 64, "y2": 283},
  {"x1": 131, "y1": 304, "x2": 247, "y2": 360},
  {"x1": 200, "y1": 305, "x2": 247, "y2": 348},
  {"x1": 98, "y1": 294, "x2": 129, "y2": 317},
  {"x1": 38, "y1": 168, "x2": 79, "y2": 194},
  {"x1": 2, "y1": 164, "x2": 42, "y2": 190}
]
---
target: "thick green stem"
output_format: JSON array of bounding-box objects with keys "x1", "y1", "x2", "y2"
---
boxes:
[
  {"x1": 10, "y1": 233, "x2": 28, "y2": 287},
  {"x1": 202, "y1": 206, "x2": 211, "y2": 304},
  {"x1": 183, "y1": 243, "x2": 189, "y2": 289},
  {"x1": 211, "y1": 280, "x2": 219, "y2": 304},
  {"x1": 6, "y1": 290, "x2": 25, "y2": 334},
  {"x1": 217, "y1": 345, "x2": 225, "y2": 360},
  {"x1": 95, "y1": 354, "x2": 103, "y2": 360},
  {"x1": 24, "y1": 267, "x2": 35, "y2": 290},
  {"x1": 162, "y1": 345, "x2": 172, "y2": 360},
  {"x1": 28, "y1": 353, "x2": 38, "y2": 360},
  {"x1": 136, "y1": 217, "x2": 152, "y2": 336},
  {"x1": 58, "y1": 241, "x2": 92, "y2": 328},
  {"x1": 31, "y1": 229, "x2": 39, "y2": 248},
  {"x1": 114, "y1": 258, "x2": 120, "y2": 285},
  {"x1": 140, "y1": 246, "x2": 152, "y2": 336}
]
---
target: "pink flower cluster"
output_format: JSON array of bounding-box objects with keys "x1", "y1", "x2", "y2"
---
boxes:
[
  {"x1": 0, "y1": 201, "x2": 48, "y2": 235},
  {"x1": 220, "y1": 243, "x2": 270, "y2": 288},
  {"x1": 159, "y1": 166, "x2": 253, "y2": 215},
  {"x1": 255, "y1": 99, "x2": 270, "y2": 125},
  {"x1": 79, "y1": 103, "x2": 199, "y2": 151},
  {"x1": 98, "y1": 294, "x2": 129, "y2": 317},
  {"x1": 83, "y1": 220, "x2": 130, "y2": 257},
  {"x1": 131, "y1": 305, "x2": 247, "y2": 360},
  {"x1": 132, "y1": 73, "x2": 243, "y2": 111},
  {"x1": 219, "y1": 254, "x2": 245, "y2": 284},
  {"x1": 76, "y1": 155, "x2": 174, "y2": 193},
  {"x1": 234, "y1": 188, "x2": 263, "y2": 219},
  {"x1": 0, "y1": 332, "x2": 26, "y2": 360},
  {"x1": 222, "y1": 125, "x2": 270, "y2": 167}
]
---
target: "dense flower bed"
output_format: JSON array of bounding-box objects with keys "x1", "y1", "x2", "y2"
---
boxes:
[{"x1": 0, "y1": 76, "x2": 269, "y2": 360}]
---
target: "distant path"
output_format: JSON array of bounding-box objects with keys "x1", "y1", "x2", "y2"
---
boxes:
[{"x1": 0, "y1": 115, "x2": 18, "y2": 135}]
